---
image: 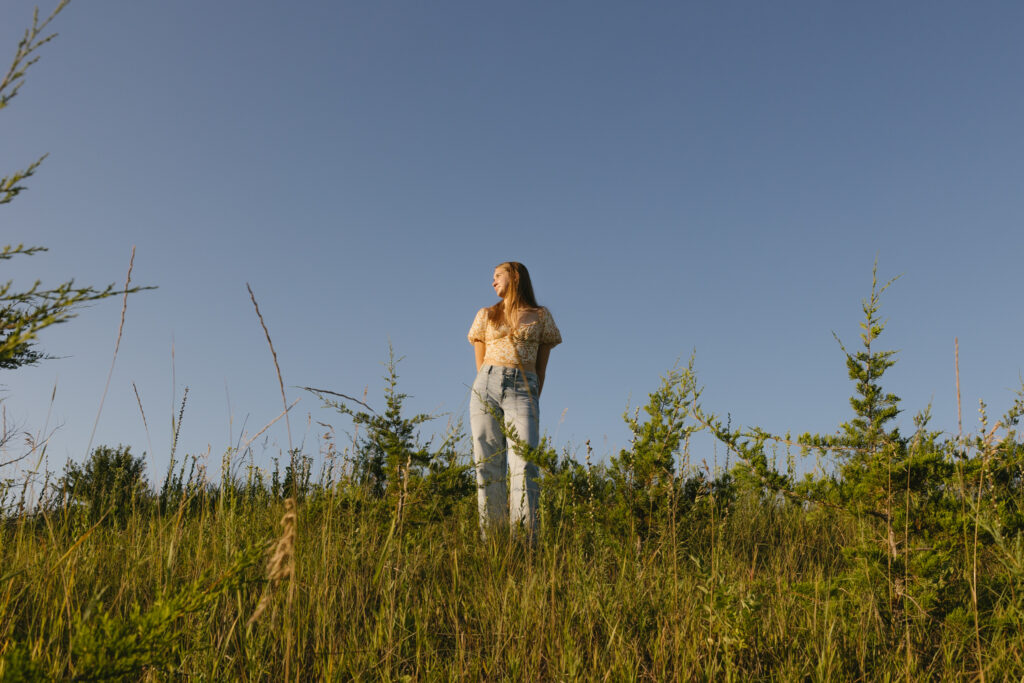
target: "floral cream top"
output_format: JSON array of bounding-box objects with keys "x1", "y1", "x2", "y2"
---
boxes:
[{"x1": 468, "y1": 307, "x2": 562, "y2": 371}]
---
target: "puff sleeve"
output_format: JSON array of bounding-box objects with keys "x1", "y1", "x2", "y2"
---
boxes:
[
  {"x1": 540, "y1": 308, "x2": 562, "y2": 347},
  {"x1": 467, "y1": 308, "x2": 487, "y2": 344}
]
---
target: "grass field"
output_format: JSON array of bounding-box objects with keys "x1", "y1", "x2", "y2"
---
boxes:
[
  {"x1": 4, "y1": 3, "x2": 1023, "y2": 680},
  {"x1": 1, "y1": 258, "x2": 1021, "y2": 681},
  {"x1": 2, "y1": 347, "x2": 1023, "y2": 681}
]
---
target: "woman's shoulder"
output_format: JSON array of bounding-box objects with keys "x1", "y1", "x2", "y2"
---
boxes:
[
  {"x1": 538, "y1": 306, "x2": 562, "y2": 343},
  {"x1": 471, "y1": 306, "x2": 494, "y2": 327}
]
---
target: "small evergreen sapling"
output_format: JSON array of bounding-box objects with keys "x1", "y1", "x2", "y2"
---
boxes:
[
  {"x1": 1, "y1": 1, "x2": 151, "y2": 373},
  {"x1": 833, "y1": 261, "x2": 903, "y2": 460},
  {"x1": 307, "y1": 346, "x2": 472, "y2": 522}
]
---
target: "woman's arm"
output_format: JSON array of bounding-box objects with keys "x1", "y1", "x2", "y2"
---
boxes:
[
  {"x1": 535, "y1": 344, "x2": 553, "y2": 397},
  {"x1": 474, "y1": 342, "x2": 486, "y2": 372}
]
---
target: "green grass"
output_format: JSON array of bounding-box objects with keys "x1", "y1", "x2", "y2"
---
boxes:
[
  {"x1": 2, "y1": 459, "x2": 1021, "y2": 681},
  {"x1": 2, "y1": 278, "x2": 1022, "y2": 680}
]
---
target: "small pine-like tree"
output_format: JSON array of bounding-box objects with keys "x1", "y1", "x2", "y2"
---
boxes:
[
  {"x1": 609, "y1": 357, "x2": 700, "y2": 537},
  {"x1": 1, "y1": 1, "x2": 149, "y2": 372},
  {"x1": 336, "y1": 347, "x2": 434, "y2": 497},
  {"x1": 833, "y1": 261, "x2": 903, "y2": 464},
  {"x1": 308, "y1": 346, "x2": 471, "y2": 520},
  {"x1": 612, "y1": 358, "x2": 698, "y2": 488}
]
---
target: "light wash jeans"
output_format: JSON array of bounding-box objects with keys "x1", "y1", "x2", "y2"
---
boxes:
[{"x1": 469, "y1": 364, "x2": 540, "y2": 536}]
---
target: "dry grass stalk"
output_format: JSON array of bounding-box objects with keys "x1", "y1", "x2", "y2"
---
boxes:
[
  {"x1": 247, "y1": 497, "x2": 297, "y2": 627},
  {"x1": 246, "y1": 283, "x2": 293, "y2": 452},
  {"x1": 86, "y1": 245, "x2": 135, "y2": 456},
  {"x1": 131, "y1": 382, "x2": 151, "y2": 455},
  {"x1": 955, "y1": 337, "x2": 963, "y2": 441},
  {"x1": 236, "y1": 399, "x2": 299, "y2": 457}
]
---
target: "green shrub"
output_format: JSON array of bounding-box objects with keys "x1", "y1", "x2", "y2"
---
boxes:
[
  {"x1": 57, "y1": 445, "x2": 148, "y2": 527},
  {"x1": 308, "y1": 346, "x2": 473, "y2": 524}
]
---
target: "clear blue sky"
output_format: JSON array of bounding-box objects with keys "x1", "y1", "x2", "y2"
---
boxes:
[{"x1": 3, "y1": 1, "x2": 1022, "y2": 484}]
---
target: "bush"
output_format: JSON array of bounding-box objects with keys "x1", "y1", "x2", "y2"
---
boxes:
[
  {"x1": 308, "y1": 346, "x2": 473, "y2": 524},
  {"x1": 57, "y1": 445, "x2": 149, "y2": 526}
]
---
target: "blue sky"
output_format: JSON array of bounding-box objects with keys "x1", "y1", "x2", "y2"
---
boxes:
[{"x1": 2, "y1": 1, "x2": 1022, "y2": 484}]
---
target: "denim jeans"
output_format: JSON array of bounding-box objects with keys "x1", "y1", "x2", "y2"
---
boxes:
[{"x1": 469, "y1": 364, "x2": 540, "y2": 536}]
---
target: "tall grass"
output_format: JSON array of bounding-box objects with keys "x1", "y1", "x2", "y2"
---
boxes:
[
  {"x1": 2, "y1": 272, "x2": 1024, "y2": 679},
  {"x1": 1, "y1": 395, "x2": 1022, "y2": 679}
]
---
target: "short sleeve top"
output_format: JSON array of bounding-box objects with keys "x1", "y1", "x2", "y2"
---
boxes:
[{"x1": 467, "y1": 306, "x2": 562, "y2": 370}]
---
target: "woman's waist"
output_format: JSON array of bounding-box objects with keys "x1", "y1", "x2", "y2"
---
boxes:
[
  {"x1": 482, "y1": 347, "x2": 539, "y2": 370},
  {"x1": 477, "y1": 363, "x2": 538, "y2": 378}
]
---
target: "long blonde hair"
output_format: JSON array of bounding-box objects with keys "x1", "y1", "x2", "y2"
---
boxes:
[{"x1": 486, "y1": 261, "x2": 539, "y2": 328}]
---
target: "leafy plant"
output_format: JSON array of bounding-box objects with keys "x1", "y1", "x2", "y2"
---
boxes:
[
  {"x1": 1, "y1": 1, "x2": 150, "y2": 373},
  {"x1": 307, "y1": 345, "x2": 472, "y2": 522},
  {"x1": 57, "y1": 445, "x2": 148, "y2": 527},
  {"x1": 609, "y1": 356, "x2": 702, "y2": 537}
]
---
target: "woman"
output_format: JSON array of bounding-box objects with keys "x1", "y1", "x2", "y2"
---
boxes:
[{"x1": 467, "y1": 261, "x2": 561, "y2": 537}]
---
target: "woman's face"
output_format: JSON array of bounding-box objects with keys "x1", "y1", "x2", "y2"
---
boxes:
[{"x1": 492, "y1": 267, "x2": 511, "y2": 299}]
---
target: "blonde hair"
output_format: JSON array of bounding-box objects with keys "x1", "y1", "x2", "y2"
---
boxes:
[{"x1": 487, "y1": 261, "x2": 539, "y2": 328}]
